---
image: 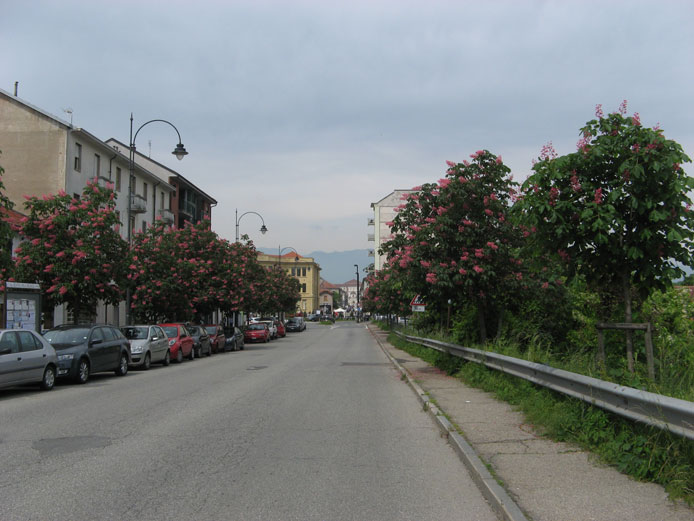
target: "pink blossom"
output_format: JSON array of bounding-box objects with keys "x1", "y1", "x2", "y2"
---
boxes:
[
  {"x1": 458, "y1": 268, "x2": 467, "y2": 275},
  {"x1": 595, "y1": 104, "x2": 604, "y2": 119},
  {"x1": 541, "y1": 282, "x2": 549, "y2": 289},
  {"x1": 59, "y1": 286, "x2": 68, "y2": 295},
  {"x1": 473, "y1": 265, "x2": 484, "y2": 274},
  {"x1": 594, "y1": 188, "x2": 603, "y2": 205},
  {"x1": 420, "y1": 260, "x2": 431, "y2": 268},
  {"x1": 632, "y1": 112, "x2": 641, "y2": 126},
  {"x1": 495, "y1": 156, "x2": 503, "y2": 165},
  {"x1": 618, "y1": 99, "x2": 628, "y2": 115},
  {"x1": 446, "y1": 160, "x2": 456, "y2": 167},
  {"x1": 425, "y1": 272, "x2": 437, "y2": 284},
  {"x1": 485, "y1": 209, "x2": 493, "y2": 216}
]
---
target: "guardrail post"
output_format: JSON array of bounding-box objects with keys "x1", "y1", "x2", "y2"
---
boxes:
[{"x1": 645, "y1": 323, "x2": 655, "y2": 381}]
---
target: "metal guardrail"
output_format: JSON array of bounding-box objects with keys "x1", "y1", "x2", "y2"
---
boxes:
[{"x1": 394, "y1": 331, "x2": 694, "y2": 441}]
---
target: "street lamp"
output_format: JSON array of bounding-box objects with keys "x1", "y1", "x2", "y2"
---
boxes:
[
  {"x1": 235, "y1": 209, "x2": 268, "y2": 242},
  {"x1": 126, "y1": 114, "x2": 187, "y2": 324},
  {"x1": 278, "y1": 246, "x2": 300, "y2": 270},
  {"x1": 354, "y1": 264, "x2": 360, "y2": 322}
]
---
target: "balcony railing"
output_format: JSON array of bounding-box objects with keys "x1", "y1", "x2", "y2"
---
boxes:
[
  {"x1": 130, "y1": 194, "x2": 147, "y2": 214},
  {"x1": 367, "y1": 217, "x2": 375, "y2": 226},
  {"x1": 367, "y1": 233, "x2": 375, "y2": 241},
  {"x1": 94, "y1": 175, "x2": 114, "y2": 189},
  {"x1": 158, "y1": 208, "x2": 174, "y2": 224}
]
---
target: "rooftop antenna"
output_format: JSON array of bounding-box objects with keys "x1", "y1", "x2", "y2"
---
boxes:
[
  {"x1": 14, "y1": 81, "x2": 18, "y2": 96},
  {"x1": 62, "y1": 107, "x2": 74, "y2": 126}
]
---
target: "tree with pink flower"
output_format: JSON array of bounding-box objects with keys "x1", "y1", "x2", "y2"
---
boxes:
[
  {"x1": 12, "y1": 180, "x2": 128, "y2": 322},
  {"x1": 517, "y1": 102, "x2": 694, "y2": 369}
]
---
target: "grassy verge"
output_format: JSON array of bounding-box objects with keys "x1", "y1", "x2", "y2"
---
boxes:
[{"x1": 386, "y1": 329, "x2": 694, "y2": 504}]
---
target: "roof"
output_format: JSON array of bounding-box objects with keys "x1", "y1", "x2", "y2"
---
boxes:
[{"x1": 0, "y1": 206, "x2": 26, "y2": 227}]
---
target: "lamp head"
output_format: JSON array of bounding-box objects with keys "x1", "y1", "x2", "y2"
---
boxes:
[
  {"x1": 172, "y1": 143, "x2": 188, "y2": 160},
  {"x1": 260, "y1": 224, "x2": 268, "y2": 235}
]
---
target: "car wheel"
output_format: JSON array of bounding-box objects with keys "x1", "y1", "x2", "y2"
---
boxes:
[
  {"x1": 207, "y1": 344, "x2": 212, "y2": 357},
  {"x1": 188, "y1": 347, "x2": 195, "y2": 360},
  {"x1": 162, "y1": 350, "x2": 171, "y2": 366},
  {"x1": 143, "y1": 352, "x2": 151, "y2": 371},
  {"x1": 115, "y1": 353, "x2": 129, "y2": 376},
  {"x1": 176, "y1": 348, "x2": 183, "y2": 363},
  {"x1": 75, "y1": 359, "x2": 90, "y2": 384},
  {"x1": 240, "y1": 341, "x2": 244, "y2": 351},
  {"x1": 40, "y1": 365, "x2": 56, "y2": 390}
]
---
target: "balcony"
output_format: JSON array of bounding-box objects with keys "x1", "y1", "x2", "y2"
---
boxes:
[
  {"x1": 367, "y1": 233, "x2": 375, "y2": 242},
  {"x1": 130, "y1": 194, "x2": 147, "y2": 214},
  {"x1": 367, "y1": 217, "x2": 375, "y2": 226},
  {"x1": 368, "y1": 250, "x2": 374, "y2": 257},
  {"x1": 158, "y1": 208, "x2": 174, "y2": 224}
]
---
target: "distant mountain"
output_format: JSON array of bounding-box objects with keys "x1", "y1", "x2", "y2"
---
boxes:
[
  {"x1": 258, "y1": 248, "x2": 372, "y2": 283},
  {"x1": 307, "y1": 249, "x2": 373, "y2": 284}
]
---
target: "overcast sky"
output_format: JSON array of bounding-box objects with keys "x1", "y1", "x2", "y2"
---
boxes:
[{"x1": 2, "y1": 0, "x2": 693, "y2": 255}]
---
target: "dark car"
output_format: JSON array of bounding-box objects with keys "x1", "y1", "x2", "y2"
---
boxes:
[
  {"x1": 223, "y1": 326, "x2": 245, "y2": 351},
  {"x1": 204, "y1": 324, "x2": 226, "y2": 354},
  {"x1": 43, "y1": 324, "x2": 130, "y2": 384},
  {"x1": 187, "y1": 325, "x2": 212, "y2": 358},
  {"x1": 285, "y1": 317, "x2": 306, "y2": 332}
]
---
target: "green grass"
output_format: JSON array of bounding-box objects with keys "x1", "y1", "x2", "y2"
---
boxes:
[{"x1": 386, "y1": 329, "x2": 694, "y2": 504}]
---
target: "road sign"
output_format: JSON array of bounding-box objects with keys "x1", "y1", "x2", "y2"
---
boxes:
[{"x1": 410, "y1": 294, "x2": 426, "y2": 312}]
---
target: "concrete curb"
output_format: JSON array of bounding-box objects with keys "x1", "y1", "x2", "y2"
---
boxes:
[{"x1": 368, "y1": 325, "x2": 529, "y2": 521}]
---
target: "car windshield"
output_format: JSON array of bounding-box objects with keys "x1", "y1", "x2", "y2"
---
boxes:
[
  {"x1": 162, "y1": 326, "x2": 178, "y2": 338},
  {"x1": 287, "y1": 319, "x2": 299, "y2": 324},
  {"x1": 248, "y1": 324, "x2": 265, "y2": 330},
  {"x1": 204, "y1": 326, "x2": 216, "y2": 334},
  {"x1": 121, "y1": 326, "x2": 148, "y2": 340},
  {"x1": 188, "y1": 326, "x2": 200, "y2": 335},
  {"x1": 44, "y1": 328, "x2": 90, "y2": 344}
]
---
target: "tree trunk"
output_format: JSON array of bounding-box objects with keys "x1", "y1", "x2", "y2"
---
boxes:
[
  {"x1": 496, "y1": 308, "x2": 504, "y2": 340},
  {"x1": 623, "y1": 274, "x2": 635, "y2": 374},
  {"x1": 477, "y1": 305, "x2": 487, "y2": 344}
]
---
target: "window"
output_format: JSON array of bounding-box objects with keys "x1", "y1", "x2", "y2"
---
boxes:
[
  {"x1": 160, "y1": 192, "x2": 164, "y2": 209},
  {"x1": 74, "y1": 143, "x2": 82, "y2": 171},
  {"x1": 116, "y1": 167, "x2": 122, "y2": 192},
  {"x1": 101, "y1": 327, "x2": 117, "y2": 341},
  {"x1": 130, "y1": 215, "x2": 136, "y2": 233},
  {"x1": 302, "y1": 267, "x2": 306, "y2": 277},
  {"x1": 90, "y1": 328, "x2": 105, "y2": 343},
  {"x1": 18, "y1": 331, "x2": 40, "y2": 352},
  {"x1": 94, "y1": 154, "x2": 101, "y2": 177},
  {"x1": 0, "y1": 332, "x2": 19, "y2": 353},
  {"x1": 302, "y1": 283, "x2": 307, "y2": 293},
  {"x1": 142, "y1": 221, "x2": 147, "y2": 233},
  {"x1": 143, "y1": 182, "x2": 148, "y2": 200},
  {"x1": 130, "y1": 175, "x2": 136, "y2": 194}
]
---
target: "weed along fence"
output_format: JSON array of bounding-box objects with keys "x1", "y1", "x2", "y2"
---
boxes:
[{"x1": 393, "y1": 331, "x2": 694, "y2": 441}]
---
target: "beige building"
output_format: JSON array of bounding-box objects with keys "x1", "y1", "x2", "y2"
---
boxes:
[
  {"x1": 256, "y1": 251, "x2": 321, "y2": 315},
  {"x1": 369, "y1": 189, "x2": 414, "y2": 271}
]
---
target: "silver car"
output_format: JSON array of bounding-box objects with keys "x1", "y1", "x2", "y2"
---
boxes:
[
  {"x1": 120, "y1": 325, "x2": 170, "y2": 370},
  {"x1": 0, "y1": 329, "x2": 58, "y2": 391}
]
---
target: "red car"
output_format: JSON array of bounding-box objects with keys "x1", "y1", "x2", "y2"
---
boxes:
[
  {"x1": 275, "y1": 319, "x2": 286, "y2": 338},
  {"x1": 244, "y1": 323, "x2": 270, "y2": 343},
  {"x1": 204, "y1": 324, "x2": 226, "y2": 353},
  {"x1": 160, "y1": 323, "x2": 195, "y2": 362}
]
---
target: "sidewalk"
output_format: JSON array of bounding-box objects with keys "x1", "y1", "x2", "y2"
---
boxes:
[{"x1": 368, "y1": 325, "x2": 693, "y2": 521}]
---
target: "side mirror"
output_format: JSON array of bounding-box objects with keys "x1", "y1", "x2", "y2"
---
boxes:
[{"x1": 90, "y1": 339, "x2": 103, "y2": 347}]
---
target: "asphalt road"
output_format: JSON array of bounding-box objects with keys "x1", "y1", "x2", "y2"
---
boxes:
[{"x1": 0, "y1": 321, "x2": 496, "y2": 521}]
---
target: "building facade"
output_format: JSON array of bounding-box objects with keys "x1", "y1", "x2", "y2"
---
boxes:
[
  {"x1": 256, "y1": 251, "x2": 321, "y2": 315},
  {"x1": 369, "y1": 189, "x2": 414, "y2": 271}
]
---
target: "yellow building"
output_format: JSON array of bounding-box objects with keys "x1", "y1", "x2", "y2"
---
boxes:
[{"x1": 256, "y1": 251, "x2": 321, "y2": 315}]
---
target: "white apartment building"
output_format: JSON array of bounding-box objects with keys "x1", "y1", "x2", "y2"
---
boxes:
[
  {"x1": 0, "y1": 88, "x2": 176, "y2": 326},
  {"x1": 369, "y1": 189, "x2": 414, "y2": 271}
]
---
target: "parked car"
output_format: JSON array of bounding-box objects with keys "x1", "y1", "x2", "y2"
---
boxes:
[
  {"x1": 159, "y1": 323, "x2": 194, "y2": 363},
  {"x1": 204, "y1": 324, "x2": 226, "y2": 354},
  {"x1": 120, "y1": 325, "x2": 170, "y2": 369},
  {"x1": 187, "y1": 325, "x2": 212, "y2": 358},
  {"x1": 285, "y1": 317, "x2": 306, "y2": 332},
  {"x1": 223, "y1": 326, "x2": 245, "y2": 351},
  {"x1": 43, "y1": 324, "x2": 130, "y2": 384},
  {"x1": 275, "y1": 319, "x2": 286, "y2": 338},
  {"x1": 256, "y1": 319, "x2": 277, "y2": 339},
  {"x1": 0, "y1": 329, "x2": 58, "y2": 391},
  {"x1": 244, "y1": 323, "x2": 270, "y2": 343},
  {"x1": 307, "y1": 314, "x2": 319, "y2": 322}
]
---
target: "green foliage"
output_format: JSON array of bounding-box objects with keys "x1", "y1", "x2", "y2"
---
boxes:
[{"x1": 0, "y1": 155, "x2": 15, "y2": 275}]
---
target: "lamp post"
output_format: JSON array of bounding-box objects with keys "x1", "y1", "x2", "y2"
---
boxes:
[
  {"x1": 235, "y1": 209, "x2": 268, "y2": 242},
  {"x1": 126, "y1": 114, "x2": 188, "y2": 324},
  {"x1": 354, "y1": 264, "x2": 360, "y2": 322},
  {"x1": 278, "y1": 246, "x2": 299, "y2": 270}
]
